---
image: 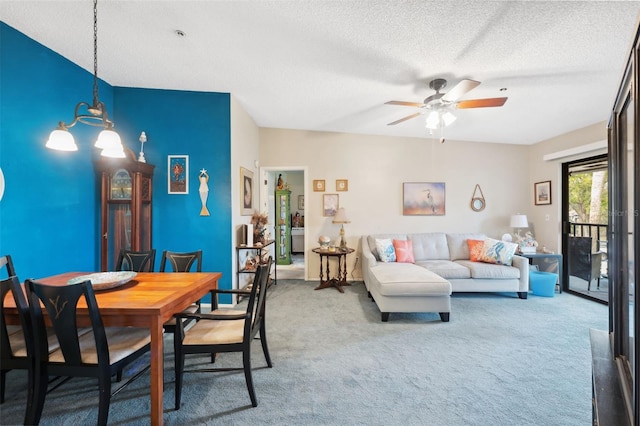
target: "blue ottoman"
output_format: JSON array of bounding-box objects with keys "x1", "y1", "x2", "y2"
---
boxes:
[{"x1": 530, "y1": 270, "x2": 558, "y2": 297}]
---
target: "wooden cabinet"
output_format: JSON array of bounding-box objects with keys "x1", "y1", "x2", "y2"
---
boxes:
[
  {"x1": 275, "y1": 189, "x2": 291, "y2": 265},
  {"x1": 95, "y1": 155, "x2": 154, "y2": 271}
]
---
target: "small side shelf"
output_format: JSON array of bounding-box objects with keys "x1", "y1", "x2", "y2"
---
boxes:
[{"x1": 236, "y1": 240, "x2": 276, "y2": 302}]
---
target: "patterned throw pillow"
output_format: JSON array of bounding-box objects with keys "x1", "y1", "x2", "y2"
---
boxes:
[
  {"x1": 375, "y1": 238, "x2": 396, "y2": 262},
  {"x1": 393, "y1": 239, "x2": 415, "y2": 263},
  {"x1": 466, "y1": 239, "x2": 485, "y2": 262},
  {"x1": 480, "y1": 238, "x2": 518, "y2": 266}
]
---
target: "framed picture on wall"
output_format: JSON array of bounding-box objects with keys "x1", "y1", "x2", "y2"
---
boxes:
[
  {"x1": 402, "y1": 182, "x2": 445, "y2": 216},
  {"x1": 313, "y1": 180, "x2": 325, "y2": 192},
  {"x1": 298, "y1": 195, "x2": 305, "y2": 210},
  {"x1": 534, "y1": 180, "x2": 552, "y2": 205},
  {"x1": 240, "y1": 167, "x2": 254, "y2": 215},
  {"x1": 168, "y1": 155, "x2": 189, "y2": 194},
  {"x1": 323, "y1": 194, "x2": 339, "y2": 216},
  {"x1": 336, "y1": 179, "x2": 348, "y2": 191}
]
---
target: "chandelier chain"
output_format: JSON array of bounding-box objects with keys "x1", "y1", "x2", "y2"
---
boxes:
[{"x1": 92, "y1": 0, "x2": 99, "y2": 105}]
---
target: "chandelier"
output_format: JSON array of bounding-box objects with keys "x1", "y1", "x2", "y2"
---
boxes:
[{"x1": 45, "y1": 0, "x2": 124, "y2": 158}]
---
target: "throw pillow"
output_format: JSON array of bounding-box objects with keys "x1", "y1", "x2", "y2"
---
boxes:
[
  {"x1": 375, "y1": 238, "x2": 396, "y2": 262},
  {"x1": 393, "y1": 239, "x2": 415, "y2": 263},
  {"x1": 466, "y1": 239, "x2": 485, "y2": 262},
  {"x1": 481, "y1": 238, "x2": 518, "y2": 266}
]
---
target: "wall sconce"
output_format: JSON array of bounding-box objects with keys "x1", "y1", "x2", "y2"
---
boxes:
[
  {"x1": 45, "y1": 0, "x2": 124, "y2": 158},
  {"x1": 332, "y1": 207, "x2": 351, "y2": 249}
]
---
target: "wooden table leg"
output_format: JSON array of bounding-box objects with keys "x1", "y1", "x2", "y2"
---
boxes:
[{"x1": 150, "y1": 317, "x2": 164, "y2": 425}]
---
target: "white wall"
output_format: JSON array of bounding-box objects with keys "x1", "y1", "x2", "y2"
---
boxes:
[
  {"x1": 231, "y1": 95, "x2": 260, "y2": 289},
  {"x1": 527, "y1": 121, "x2": 608, "y2": 253},
  {"x1": 259, "y1": 128, "x2": 532, "y2": 279}
]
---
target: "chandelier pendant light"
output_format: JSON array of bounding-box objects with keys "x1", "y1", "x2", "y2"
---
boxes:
[{"x1": 45, "y1": 0, "x2": 124, "y2": 158}]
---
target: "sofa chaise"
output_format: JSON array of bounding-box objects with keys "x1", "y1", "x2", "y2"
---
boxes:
[{"x1": 361, "y1": 233, "x2": 529, "y2": 322}]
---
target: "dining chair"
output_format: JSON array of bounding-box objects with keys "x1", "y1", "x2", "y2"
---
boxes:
[
  {"x1": 0, "y1": 275, "x2": 34, "y2": 424},
  {"x1": 115, "y1": 249, "x2": 156, "y2": 272},
  {"x1": 159, "y1": 250, "x2": 204, "y2": 334},
  {"x1": 173, "y1": 257, "x2": 273, "y2": 409},
  {"x1": 25, "y1": 278, "x2": 152, "y2": 426},
  {"x1": 0, "y1": 254, "x2": 16, "y2": 278}
]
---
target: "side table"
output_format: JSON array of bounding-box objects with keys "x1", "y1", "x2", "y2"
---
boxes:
[
  {"x1": 518, "y1": 251, "x2": 563, "y2": 293},
  {"x1": 312, "y1": 247, "x2": 354, "y2": 293}
]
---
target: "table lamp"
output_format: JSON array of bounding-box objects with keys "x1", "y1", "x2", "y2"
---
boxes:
[
  {"x1": 332, "y1": 208, "x2": 351, "y2": 249},
  {"x1": 510, "y1": 214, "x2": 528, "y2": 239}
]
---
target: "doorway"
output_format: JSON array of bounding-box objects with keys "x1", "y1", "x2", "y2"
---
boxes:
[
  {"x1": 259, "y1": 167, "x2": 307, "y2": 280},
  {"x1": 562, "y1": 154, "x2": 608, "y2": 303}
]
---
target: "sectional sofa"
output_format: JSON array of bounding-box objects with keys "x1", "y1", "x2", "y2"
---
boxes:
[{"x1": 361, "y1": 233, "x2": 530, "y2": 322}]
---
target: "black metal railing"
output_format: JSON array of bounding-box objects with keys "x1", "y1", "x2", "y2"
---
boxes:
[{"x1": 569, "y1": 222, "x2": 608, "y2": 252}]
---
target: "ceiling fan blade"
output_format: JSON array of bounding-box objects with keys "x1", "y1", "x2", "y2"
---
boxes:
[
  {"x1": 441, "y1": 79, "x2": 480, "y2": 102},
  {"x1": 456, "y1": 97, "x2": 508, "y2": 109},
  {"x1": 385, "y1": 101, "x2": 424, "y2": 107},
  {"x1": 387, "y1": 112, "x2": 422, "y2": 126}
]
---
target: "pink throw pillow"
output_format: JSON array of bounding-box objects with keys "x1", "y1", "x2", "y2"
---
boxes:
[{"x1": 393, "y1": 239, "x2": 415, "y2": 263}]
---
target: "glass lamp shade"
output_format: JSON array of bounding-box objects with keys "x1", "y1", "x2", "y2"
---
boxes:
[
  {"x1": 95, "y1": 128, "x2": 123, "y2": 150},
  {"x1": 442, "y1": 111, "x2": 457, "y2": 126},
  {"x1": 425, "y1": 111, "x2": 440, "y2": 129},
  {"x1": 332, "y1": 208, "x2": 350, "y2": 224},
  {"x1": 46, "y1": 129, "x2": 78, "y2": 151},
  {"x1": 510, "y1": 214, "x2": 529, "y2": 228},
  {"x1": 100, "y1": 145, "x2": 126, "y2": 158}
]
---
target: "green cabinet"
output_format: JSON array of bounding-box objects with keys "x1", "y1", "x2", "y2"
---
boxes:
[{"x1": 275, "y1": 189, "x2": 291, "y2": 265}]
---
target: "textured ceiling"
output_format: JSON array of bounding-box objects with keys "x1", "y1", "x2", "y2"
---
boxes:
[{"x1": 2, "y1": 0, "x2": 639, "y2": 145}]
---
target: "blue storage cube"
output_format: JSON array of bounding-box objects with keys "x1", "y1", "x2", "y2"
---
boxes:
[{"x1": 530, "y1": 270, "x2": 558, "y2": 297}]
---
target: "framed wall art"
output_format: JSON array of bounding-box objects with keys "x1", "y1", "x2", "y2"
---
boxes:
[
  {"x1": 298, "y1": 195, "x2": 305, "y2": 210},
  {"x1": 240, "y1": 167, "x2": 254, "y2": 215},
  {"x1": 336, "y1": 179, "x2": 348, "y2": 191},
  {"x1": 313, "y1": 179, "x2": 325, "y2": 192},
  {"x1": 534, "y1": 180, "x2": 552, "y2": 205},
  {"x1": 168, "y1": 155, "x2": 189, "y2": 194},
  {"x1": 402, "y1": 182, "x2": 446, "y2": 216},
  {"x1": 323, "y1": 193, "x2": 339, "y2": 216}
]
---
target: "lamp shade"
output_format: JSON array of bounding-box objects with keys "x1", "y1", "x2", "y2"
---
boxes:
[
  {"x1": 332, "y1": 208, "x2": 350, "y2": 224},
  {"x1": 95, "y1": 128, "x2": 123, "y2": 150},
  {"x1": 510, "y1": 214, "x2": 528, "y2": 228},
  {"x1": 46, "y1": 129, "x2": 78, "y2": 151}
]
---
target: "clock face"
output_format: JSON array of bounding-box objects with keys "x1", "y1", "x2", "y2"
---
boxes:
[{"x1": 110, "y1": 169, "x2": 132, "y2": 200}]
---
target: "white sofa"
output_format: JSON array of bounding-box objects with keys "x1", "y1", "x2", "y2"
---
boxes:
[{"x1": 361, "y1": 233, "x2": 529, "y2": 322}]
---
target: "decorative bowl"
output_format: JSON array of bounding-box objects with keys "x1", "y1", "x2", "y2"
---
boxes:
[
  {"x1": 318, "y1": 235, "x2": 331, "y2": 249},
  {"x1": 67, "y1": 271, "x2": 137, "y2": 291}
]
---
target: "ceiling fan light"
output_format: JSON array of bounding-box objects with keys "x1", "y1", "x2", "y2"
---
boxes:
[
  {"x1": 425, "y1": 111, "x2": 440, "y2": 129},
  {"x1": 95, "y1": 128, "x2": 122, "y2": 150},
  {"x1": 442, "y1": 111, "x2": 457, "y2": 126},
  {"x1": 46, "y1": 129, "x2": 78, "y2": 151}
]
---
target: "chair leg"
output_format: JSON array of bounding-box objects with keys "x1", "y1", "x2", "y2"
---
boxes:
[
  {"x1": 243, "y1": 350, "x2": 257, "y2": 407},
  {"x1": 27, "y1": 365, "x2": 48, "y2": 426},
  {"x1": 97, "y1": 372, "x2": 112, "y2": 426},
  {"x1": 174, "y1": 347, "x2": 184, "y2": 410},
  {"x1": 260, "y1": 323, "x2": 272, "y2": 368},
  {"x1": 1, "y1": 370, "x2": 5, "y2": 403}
]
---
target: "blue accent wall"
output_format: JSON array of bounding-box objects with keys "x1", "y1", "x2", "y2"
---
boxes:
[
  {"x1": 0, "y1": 23, "x2": 232, "y2": 300},
  {"x1": 113, "y1": 87, "x2": 232, "y2": 299}
]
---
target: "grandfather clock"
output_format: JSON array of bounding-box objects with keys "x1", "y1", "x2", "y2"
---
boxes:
[{"x1": 95, "y1": 152, "x2": 154, "y2": 271}]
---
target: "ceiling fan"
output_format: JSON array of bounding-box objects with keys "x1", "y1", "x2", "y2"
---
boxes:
[{"x1": 385, "y1": 78, "x2": 508, "y2": 126}]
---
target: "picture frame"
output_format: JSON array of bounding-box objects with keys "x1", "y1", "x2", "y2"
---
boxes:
[
  {"x1": 298, "y1": 195, "x2": 305, "y2": 210},
  {"x1": 313, "y1": 179, "x2": 325, "y2": 192},
  {"x1": 323, "y1": 194, "x2": 339, "y2": 217},
  {"x1": 336, "y1": 179, "x2": 349, "y2": 191},
  {"x1": 534, "y1": 180, "x2": 552, "y2": 205},
  {"x1": 402, "y1": 182, "x2": 446, "y2": 216},
  {"x1": 240, "y1": 167, "x2": 254, "y2": 215},
  {"x1": 168, "y1": 155, "x2": 189, "y2": 194}
]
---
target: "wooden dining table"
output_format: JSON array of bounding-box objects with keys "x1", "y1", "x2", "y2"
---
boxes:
[{"x1": 5, "y1": 271, "x2": 221, "y2": 426}]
